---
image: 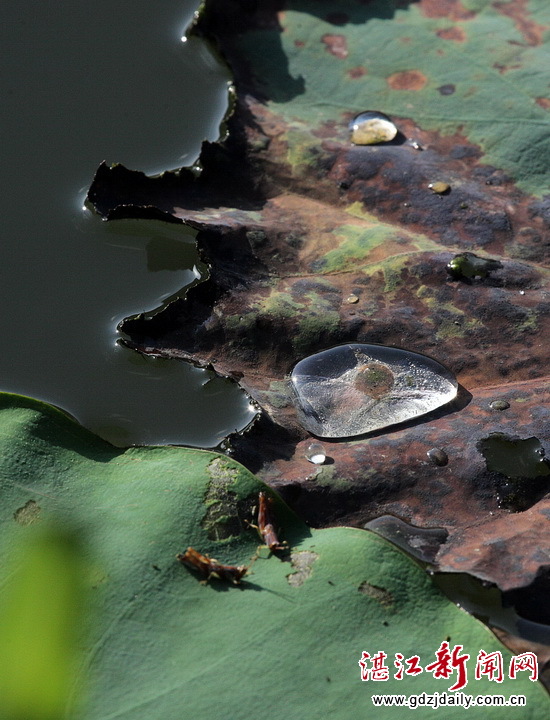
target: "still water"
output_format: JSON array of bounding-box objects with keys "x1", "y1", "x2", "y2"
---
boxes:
[{"x1": 1, "y1": 1, "x2": 256, "y2": 446}]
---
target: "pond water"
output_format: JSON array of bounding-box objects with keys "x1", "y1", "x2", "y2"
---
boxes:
[{"x1": 0, "y1": 1, "x2": 256, "y2": 446}]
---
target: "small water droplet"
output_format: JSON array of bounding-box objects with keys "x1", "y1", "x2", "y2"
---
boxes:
[
  {"x1": 446, "y1": 252, "x2": 502, "y2": 280},
  {"x1": 519, "y1": 290, "x2": 525, "y2": 295},
  {"x1": 345, "y1": 293, "x2": 359, "y2": 304},
  {"x1": 291, "y1": 344, "x2": 457, "y2": 438},
  {"x1": 349, "y1": 111, "x2": 397, "y2": 145},
  {"x1": 428, "y1": 181, "x2": 451, "y2": 194},
  {"x1": 427, "y1": 448, "x2": 448, "y2": 466},
  {"x1": 489, "y1": 400, "x2": 510, "y2": 411},
  {"x1": 305, "y1": 442, "x2": 327, "y2": 464}
]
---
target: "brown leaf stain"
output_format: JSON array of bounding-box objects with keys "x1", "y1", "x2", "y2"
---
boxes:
[
  {"x1": 494, "y1": 0, "x2": 548, "y2": 47},
  {"x1": 387, "y1": 70, "x2": 427, "y2": 90},
  {"x1": 347, "y1": 65, "x2": 367, "y2": 79},
  {"x1": 420, "y1": 0, "x2": 475, "y2": 21},
  {"x1": 321, "y1": 33, "x2": 348, "y2": 59},
  {"x1": 437, "y1": 26, "x2": 467, "y2": 42},
  {"x1": 311, "y1": 119, "x2": 339, "y2": 139},
  {"x1": 493, "y1": 62, "x2": 522, "y2": 74},
  {"x1": 536, "y1": 97, "x2": 550, "y2": 109}
]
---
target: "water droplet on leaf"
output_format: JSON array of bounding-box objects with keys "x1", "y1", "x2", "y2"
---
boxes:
[
  {"x1": 489, "y1": 400, "x2": 510, "y2": 411},
  {"x1": 345, "y1": 293, "x2": 359, "y2": 304},
  {"x1": 349, "y1": 111, "x2": 397, "y2": 145},
  {"x1": 446, "y1": 252, "x2": 502, "y2": 280},
  {"x1": 290, "y1": 344, "x2": 457, "y2": 438},
  {"x1": 428, "y1": 181, "x2": 451, "y2": 194},
  {"x1": 427, "y1": 448, "x2": 448, "y2": 466},
  {"x1": 305, "y1": 442, "x2": 327, "y2": 464}
]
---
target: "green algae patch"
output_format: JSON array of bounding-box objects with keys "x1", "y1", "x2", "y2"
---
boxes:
[{"x1": 316, "y1": 223, "x2": 439, "y2": 275}]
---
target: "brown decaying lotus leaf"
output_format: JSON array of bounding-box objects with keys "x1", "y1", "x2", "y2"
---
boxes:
[{"x1": 87, "y1": 0, "x2": 550, "y2": 624}]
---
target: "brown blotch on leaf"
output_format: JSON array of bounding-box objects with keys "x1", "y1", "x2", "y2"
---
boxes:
[
  {"x1": 347, "y1": 66, "x2": 367, "y2": 79},
  {"x1": 420, "y1": 0, "x2": 475, "y2": 21},
  {"x1": 321, "y1": 33, "x2": 348, "y2": 59},
  {"x1": 387, "y1": 70, "x2": 427, "y2": 91},
  {"x1": 536, "y1": 97, "x2": 550, "y2": 109},
  {"x1": 294, "y1": 40, "x2": 305, "y2": 48},
  {"x1": 494, "y1": 0, "x2": 548, "y2": 47},
  {"x1": 437, "y1": 26, "x2": 467, "y2": 42},
  {"x1": 493, "y1": 62, "x2": 522, "y2": 74}
]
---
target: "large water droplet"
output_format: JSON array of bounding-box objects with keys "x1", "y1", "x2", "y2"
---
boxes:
[
  {"x1": 305, "y1": 442, "x2": 326, "y2": 464},
  {"x1": 290, "y1": 344, "x2": 457, "y2": 438},
  {"x1": 349, "y1": 111, "x2": 397, "y2": 145}
]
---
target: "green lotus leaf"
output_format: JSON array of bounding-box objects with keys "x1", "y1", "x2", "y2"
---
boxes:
[{"x1": 0, "y1": 392, "x2": 547, "y2": 719}]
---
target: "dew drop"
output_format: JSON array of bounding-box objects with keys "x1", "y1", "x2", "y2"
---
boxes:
[
  {"x1": 349, "y1": 111, "x2": 397, "y2": 145},
  {"x1": 428, "y1": 181, "x2": 450, "y2": 194},
  {"x1": 489, "y1": 400, "x2": 510, "y2": 411},
  {"x1": 427, "y1": 448, "x2": 448, "y2": 466},
  {"x1": 345, "y1": 293, "x2": 359, "y2": 304},
  {"x1": 290, "y1": 344, "x2": 457, "y2": 438},
  {"x1": 305, "y1": 442, "x2": 327, "y2": 464},
  {"x1": 446, "y1": 252, "x2": 502, "y2": 280}
]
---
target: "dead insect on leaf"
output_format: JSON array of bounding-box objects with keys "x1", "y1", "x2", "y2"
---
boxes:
[
  {"x1": 253, "y1": 491, "x2": 288, "y2": 553},
  {"x1": 177, "y1": 547, "x2": 248, "y2": 584}
]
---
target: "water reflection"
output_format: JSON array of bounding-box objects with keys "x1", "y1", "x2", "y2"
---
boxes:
[{"x1": 0, "y1": 1, "x2": 256, "y2": 446}]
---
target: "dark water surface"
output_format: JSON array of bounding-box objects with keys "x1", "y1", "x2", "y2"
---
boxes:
[{"x1": 1, "y1": 1, "x2": 256, "y2": 446}]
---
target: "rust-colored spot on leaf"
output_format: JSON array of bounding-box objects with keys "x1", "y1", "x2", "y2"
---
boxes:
[
  {"x1": 347, "y1": 65, "x2": 367, "y2": 79},
  {"x1": 294, "y1": 40, "x2": 305, "y2": 48},
  {"x1": 420, "y1": 0, "x2": 475, "y2": 21},
  {"x1": 321, "y1": 33, "x2": 348, "y2": 59},
  {"x1": 387, "y1": 70, "x2": 427, "y2": 90},
  {"x1": 536, "y1": 97, "x2": 550, "y2": 109},
  {"x1": 494, "y1": 0, "x2": 548, "y2": 47},
  {"x1": 493, "y1": 62, "x2": 522, "y2": 74},
  {"x1": 436, "y1": 26, "x2": 466, "y2": 42}
]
